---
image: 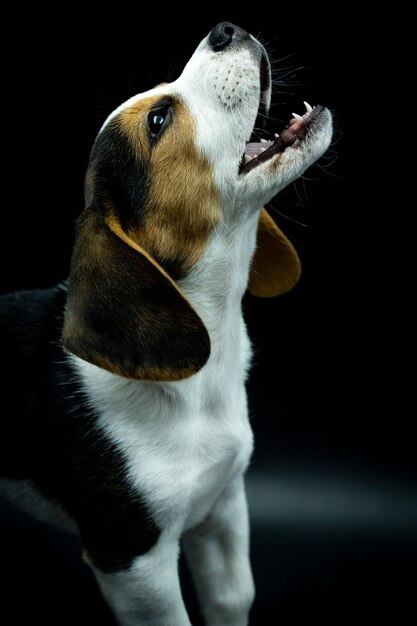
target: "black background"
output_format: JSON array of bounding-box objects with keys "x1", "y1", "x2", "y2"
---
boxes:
[{"x1": 1, "y1": 8, "x2": 414, "y2": 625}]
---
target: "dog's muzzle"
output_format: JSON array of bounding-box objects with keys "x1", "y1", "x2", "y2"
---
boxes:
[{"x1": 207, "y1": 22, "x2": 329, "y2": 177}]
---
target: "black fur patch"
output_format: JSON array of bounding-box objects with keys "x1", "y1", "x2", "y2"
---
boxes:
[
  {"x1": 88, "y1": 119, "x2": 150, "y2": 231},
  {"x1": 0, "y1": 285, "x2": 160, "y2": 572}
]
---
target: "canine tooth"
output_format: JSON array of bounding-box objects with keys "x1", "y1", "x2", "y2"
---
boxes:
[
  {"x1": 304, "y1": 101, "x2": 313, "y2": 113},
  {"x1": 260, "y1": 138, "x2": 268, "y2": 143},
  {"x1": 292, "y1": 112, "x2": 303, "y2": 121},
  {"x1": 244, "y1": 154, "x2": 252, "y2": 163},
  {"x1": 274, "y1": 133, "x2": 279, "y2": 138},
  {"x1": 259, "y1": 148, "x2": 266, "y2": 153}
]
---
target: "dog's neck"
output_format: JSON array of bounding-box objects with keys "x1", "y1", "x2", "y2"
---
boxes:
[{"x1": 178, "y1": 207, "x2": 259, "y2": 346}]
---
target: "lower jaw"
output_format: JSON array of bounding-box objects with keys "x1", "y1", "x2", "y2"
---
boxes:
[{"x1": 238, "y1": 104, "x2": 324, "y2": 176}]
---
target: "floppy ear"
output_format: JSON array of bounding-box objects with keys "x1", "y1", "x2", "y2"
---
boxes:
[
  {"x1": 63, "y1": 209, "x2": 210, "y2": 381},
  {"x1": 248, "y1": 208, "x2": 301, "y2": 297}
]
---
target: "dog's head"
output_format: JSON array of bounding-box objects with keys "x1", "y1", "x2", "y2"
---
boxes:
[{"x1": 63, "y1": 22, "x2": 332, "y2": 381}]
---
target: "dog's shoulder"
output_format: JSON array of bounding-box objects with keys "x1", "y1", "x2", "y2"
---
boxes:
[
  {"x1": 0, "y1": 283, "x2": 68, "y2": 404},
  {"x1": 0, "y1": 283, "x2": 67, "y2": 340},
  {"x1": 0, "y1": 284, "x2": 69, "y2": 474}
]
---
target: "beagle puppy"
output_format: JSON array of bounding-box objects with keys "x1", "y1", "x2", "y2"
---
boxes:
[{"x1": 0, "y1": 22, "x2": 332, "y2": 626}]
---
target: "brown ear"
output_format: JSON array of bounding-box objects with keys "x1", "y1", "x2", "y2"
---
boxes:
[
  {"x1": 63, "y1": 209, "x2": 210, "y2": 381},
  {"x1": 248, "y1": 208, "x2": 301, "y2": 297}
]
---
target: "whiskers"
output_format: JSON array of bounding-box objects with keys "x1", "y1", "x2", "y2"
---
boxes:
[
  {"x1": 269, "y1": 199, "x2": 310, "y2": 228},
  {"x1": 257, "y1": 34, "x2": 305, "y2": 92}
]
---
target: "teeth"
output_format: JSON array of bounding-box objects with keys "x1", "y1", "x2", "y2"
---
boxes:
[
  {"x1": 244, "y1": 154, "x2": 252, "y2": 163},
  {"x1": 260, "y1": 138, "x2": 268, "y2": 143},
  {"x1": 303, "y1": 101, "x2": 313, "y2": 113},
  {"x1": 292, "y1": 112, "x2": 303, "y2": 121},
  {"x1": 274, "y1": 133, "x2": 279, "y2": 138},
  {"x1": 259, "y1": 148, "x2": 266, "y2": 153}
]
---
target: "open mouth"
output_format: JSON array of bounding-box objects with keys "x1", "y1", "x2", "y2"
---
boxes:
[{"x1": 239, "y1": 54, "x2": 325, "y2": 176}]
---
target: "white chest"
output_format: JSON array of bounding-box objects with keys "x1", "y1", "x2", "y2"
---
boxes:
[
  {"x1": 75, "y1": 328, "x2": 254, "y2": 532},
  {"x1": 121, "y1": 395, "x2": 253, "y2": 531}
]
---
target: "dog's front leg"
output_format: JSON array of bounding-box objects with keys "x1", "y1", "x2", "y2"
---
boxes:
[
  {"x1": 92, "y1": 533, "x2": 192, "y2": 626},
  {"x1": 183, "y1": 474, "x2": 255, "y2": 626}
]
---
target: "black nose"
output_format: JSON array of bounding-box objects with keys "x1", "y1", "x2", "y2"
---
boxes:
[{"x1": 209, "y1": 22, "x2": 249, "y2": 52}]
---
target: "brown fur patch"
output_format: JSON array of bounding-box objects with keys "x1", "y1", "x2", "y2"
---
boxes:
[
  {"x1": 248, "y1": 208, "x2": 301, "y2": 297},
  {"x1": 105, "y1": 215, "x2": 202, "y2": 312},
  {"x1": 117, "y1": 95, "x2": 157, "y2": 159},
  {"x1": 117, "y1": 96, "x2": 221, "y2": 272},
  {"x1": 63, "y1": 209, "x2": 210, "y2": 381}
]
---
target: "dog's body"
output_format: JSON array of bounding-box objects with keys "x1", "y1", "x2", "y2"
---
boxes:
[{"x1": 0, "y1": 23, "x2": 332, "y2": 626}]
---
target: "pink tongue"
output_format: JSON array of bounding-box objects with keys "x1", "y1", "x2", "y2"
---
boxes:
[
  {"x1": 244, "y1": 112, "x2": 309, "y2": 159},
  {"x1": 245, "y1": 140, "x2": 274, "y2": 157}
]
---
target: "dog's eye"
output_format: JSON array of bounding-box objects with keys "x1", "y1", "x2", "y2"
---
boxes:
[{"x1": 148, "y1": 105, "x2": 172, "y2": 140}]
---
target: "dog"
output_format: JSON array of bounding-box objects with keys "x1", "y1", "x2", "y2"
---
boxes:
[{"x1": 0, "y1": 21, "x2": 332, "y2": 626}]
